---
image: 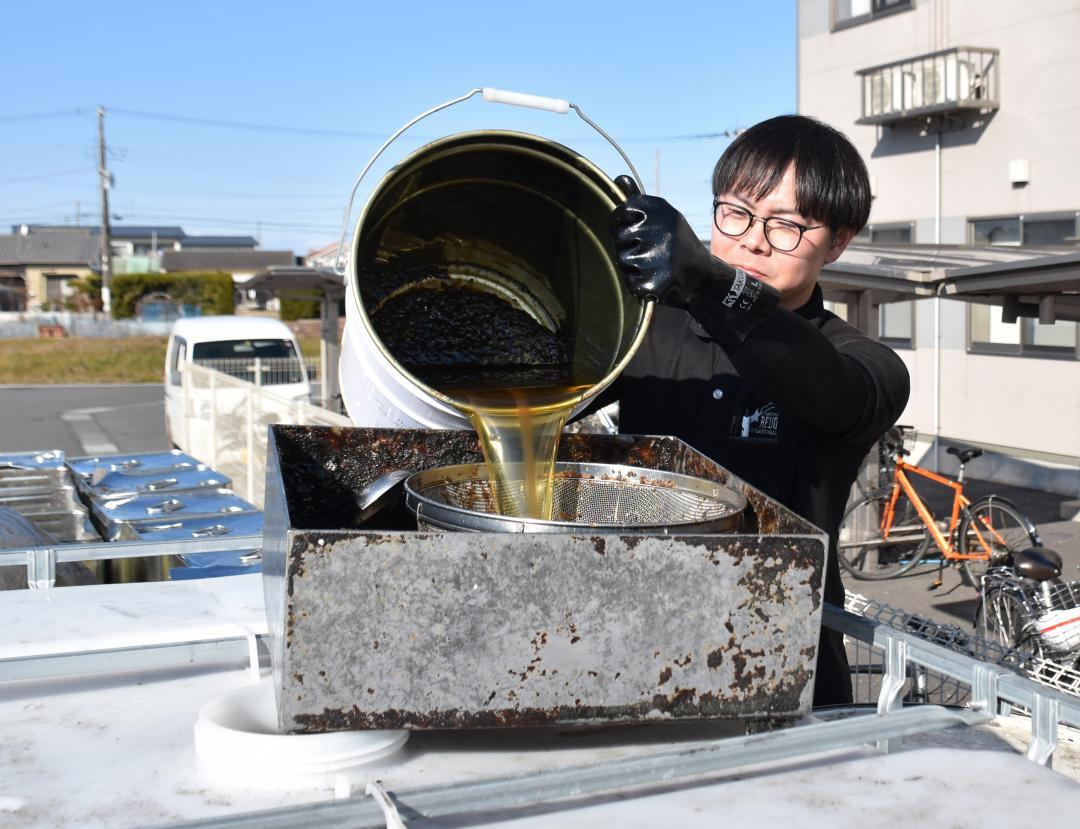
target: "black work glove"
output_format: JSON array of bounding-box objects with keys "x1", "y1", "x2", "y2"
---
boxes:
[{"x1": 610, "y1": 175, "x2": 780, "y2": 346}]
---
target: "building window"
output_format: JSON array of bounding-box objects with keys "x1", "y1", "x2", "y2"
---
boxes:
[
  {"x1": 823, "y1": 299, "x2": 850, "y2": 321},
  {"x1": 1024, "y1": 216, "x2": 1078, "y2": 246},
  {"x1": 834, "y1": 0, "x2": 913, "y2": 31},
  {"x1": 854, "y1": 223, "x2": 914, "y2": 243},
  {"x1": 871, "y1": 223, "x2": 914, "y2": 243},
  {"x1": 970, "y1": 213, "x2": 1079, "y2": 247},
  {"x1": 879, "y1": 301, "x2": 915, "y2": 349},
  {"x1": 969, "y1": 304, "x2": 1078, "y2": 358},
  {"x1": 970, "y1": 217, "x2": 1021, "y2": 246}
]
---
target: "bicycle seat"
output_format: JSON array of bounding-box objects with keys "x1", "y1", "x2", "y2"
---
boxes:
[
  {"x1": 1013, "y1": 547, "x2": 1062, "y2": 582},
  {"x1": 947, "y1": 446, "x2": 983, "y2": 465}
]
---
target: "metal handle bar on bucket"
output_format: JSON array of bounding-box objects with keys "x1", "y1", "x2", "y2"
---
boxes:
[{"x1": 333, "y1": 87, "x2": 647, "y2": 276}]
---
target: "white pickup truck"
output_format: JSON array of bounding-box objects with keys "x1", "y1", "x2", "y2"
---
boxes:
[{"x1": 163, "y1": 315, "x2": 311, "y2": 448}]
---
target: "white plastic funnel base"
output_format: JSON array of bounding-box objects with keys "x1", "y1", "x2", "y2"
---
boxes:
[{"x1": 193, "y1": 678, "x2": 409, "y2": 791}]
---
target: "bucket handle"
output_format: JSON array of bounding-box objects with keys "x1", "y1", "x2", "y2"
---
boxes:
[{"x1": 333, "y1": 87, "x2": 646, "y2": 276}]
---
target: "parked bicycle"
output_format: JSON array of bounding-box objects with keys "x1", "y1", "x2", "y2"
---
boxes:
[
  {"x1": 975, "y1": 548, "x2": 1080, "y2": 669},
  {"x1": 837, "y1": 437, "x2": 1041, "y2": 587}
]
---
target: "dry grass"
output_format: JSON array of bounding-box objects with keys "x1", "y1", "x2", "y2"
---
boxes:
[
  {"x1": 0, "y1": 337, "x2": 168, "y2": 384},
  {"x1": 296, "y1": 337, "x2": 321, "y2": 359}
]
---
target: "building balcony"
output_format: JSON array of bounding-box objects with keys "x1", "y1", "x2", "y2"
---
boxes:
[{"x1": 856, "y1": 46, "x2": 999, "y2": 126}]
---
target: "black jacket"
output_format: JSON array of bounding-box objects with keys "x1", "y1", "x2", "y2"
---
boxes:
[{"x1": 604, "y1": 285, "x2": 910, "y2": 706}]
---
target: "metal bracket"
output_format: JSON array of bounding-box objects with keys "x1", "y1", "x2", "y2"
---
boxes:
[
  {"x1": 970, "y1": 663, "x2": 1006, "y2": 715},
  {"x1": 27, "y1": 547, "x2": 56, "y2": 589},
  {"x1": 1026, "y1": 693, "x2": 1060, "y2": 767},
  {"x1": 876, "y1": 637, "x2": 908, "y2": 753}
]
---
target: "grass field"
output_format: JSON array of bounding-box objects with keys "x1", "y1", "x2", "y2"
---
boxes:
[{"x1": 0, "y1": 337, "x2": 323, "y2": 384}]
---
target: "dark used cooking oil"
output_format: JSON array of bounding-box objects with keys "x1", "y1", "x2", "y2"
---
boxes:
[{"x1": 369, "y1": 283, "x2": 567, "y2": 371}]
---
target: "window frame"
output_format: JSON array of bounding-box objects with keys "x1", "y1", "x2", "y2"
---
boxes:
[
  {"x1": 966, "y1": 303, "x2": 1079, "y2": 361},
  {"x1": 832, "y1": 0, "x2": 914, "y2": 32},
  {"x1": 968, "y1": 211, "x2": 1080, "y2": 247},
  {"x1": 878, "y1": 300, "x2": 917, "y2": 350},
  {"x1": 169, "y1": 337, "x2": 187, "y2": 386},
  {"x1": 868, "y1": 221, "x2": 916, "y2": 244}
]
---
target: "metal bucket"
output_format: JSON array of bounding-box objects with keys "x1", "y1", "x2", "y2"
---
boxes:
[{"x1": 339, "y1": 89, "x2": 652, "y2": 429}]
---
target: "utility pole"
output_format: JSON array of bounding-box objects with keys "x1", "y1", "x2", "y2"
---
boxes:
[
  {"x1": 75, "y1": 200, "x2": 81, "y2": 226},
  {"x1": 98, "y1": 106, "x2": 114, "y2": 316}
]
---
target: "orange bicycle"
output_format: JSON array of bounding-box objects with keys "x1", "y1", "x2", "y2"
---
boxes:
[{"x1": 838, "y1": 438, "x2": 1041, "y2": 586}]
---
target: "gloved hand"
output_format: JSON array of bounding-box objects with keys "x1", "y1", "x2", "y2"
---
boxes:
[{"x1": 611, "y1": 175, "x2": 780, "y2": 346}]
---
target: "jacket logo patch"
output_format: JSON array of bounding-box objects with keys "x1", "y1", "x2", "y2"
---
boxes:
[{"x1": 730, "y1": 402, "x2": 780, "y2": 441}]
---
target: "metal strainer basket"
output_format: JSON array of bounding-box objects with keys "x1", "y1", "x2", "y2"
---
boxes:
[{"x1": 404, "y1": 462, "x2": 746, "y2": 534}]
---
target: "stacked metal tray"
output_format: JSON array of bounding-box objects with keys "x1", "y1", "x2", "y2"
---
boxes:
[
  {"x1": 67, "y1": 449, "x2": 261, "y2": 579},
  {"x1": 0, "y1": 451, "x2": 99, "y2": 543}
]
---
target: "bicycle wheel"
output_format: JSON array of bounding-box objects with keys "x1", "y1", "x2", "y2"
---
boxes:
[
  {"x1": 838, "y1": 491, "x2": 931, "y2": 580},
  {"x1": 975, "y1": 582, "x2": 1044, "y2": 658},
  {"x1": 959, "y1": 497, "x2": 1040, "y2": 587}
]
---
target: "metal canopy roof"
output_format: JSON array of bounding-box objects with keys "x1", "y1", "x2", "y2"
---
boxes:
[
  {"x1": 242, "y1": 265, "x2": 344, "y2": 298},
  {"x1": 820, "y1": 243, "x2": 1080, "y2": 322}
]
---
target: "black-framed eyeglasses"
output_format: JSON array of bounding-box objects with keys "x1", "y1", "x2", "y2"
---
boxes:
[{"x1": 712, "y1": 199, "x2": 824, "y2": 252}]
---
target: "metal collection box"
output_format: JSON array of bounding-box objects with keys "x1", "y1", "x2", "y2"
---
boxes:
[{"x1": 263, "y1": 425, "x2": 828, "y2": 733}]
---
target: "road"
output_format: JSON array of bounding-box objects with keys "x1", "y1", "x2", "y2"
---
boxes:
[
  {"x1": 0, "y1": 384, "x2": 167, "y2": 458},
  {"x1": 1, "y1": 383, "x2": 1076, "y2": 633}
]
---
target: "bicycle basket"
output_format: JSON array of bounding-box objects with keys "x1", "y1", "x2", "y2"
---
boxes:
[
  {"x1": 1034, "y1": 580, "x2": 1080, "y2": 652},
  {"x1": 984, "y1": 573, "x2": 1080, "y2": 655}
]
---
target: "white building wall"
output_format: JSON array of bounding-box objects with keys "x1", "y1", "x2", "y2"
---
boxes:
[{"x1": 799, "y1": 0, "x2": 1080, "y2": 495}]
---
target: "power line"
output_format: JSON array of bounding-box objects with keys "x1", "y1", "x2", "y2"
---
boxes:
[
  {"x1": 109, "y1": 107, "x2": 389, "y2": 139},
  {"x1": 107, "y1": 105, "x2": 743, "y2": 143},
  {"x1": 0, "y1": 167, "x2": 94, "y2": 186},
  {"x1": 0, "y1": 109, "x2": 93, "y2": 124},
  {"x1": 118, "y1": 211, "x2": 338, "y2": 231}
]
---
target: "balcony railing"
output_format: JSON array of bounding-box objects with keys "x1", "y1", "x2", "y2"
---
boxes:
[{"x1": 856, "y1": 46, "x2": 999, "y2": 126}]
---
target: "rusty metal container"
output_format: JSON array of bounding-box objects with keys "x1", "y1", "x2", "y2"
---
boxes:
[{"x1": 262, "y1": 425, "x2": 828, "y2": 733}]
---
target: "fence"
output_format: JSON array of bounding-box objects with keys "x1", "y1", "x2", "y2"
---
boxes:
[
  {"x1": 844, "y1": 591, "x2": 1080, "y2": 709},
  {"x1": 0, "y1": 312, "x2": 177, "y2": 339},
  {"x1": 176, "y1": 362, "x2": 350, "y2": 507}
]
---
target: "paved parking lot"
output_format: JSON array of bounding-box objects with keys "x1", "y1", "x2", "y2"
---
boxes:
[{"x1": 845, "y1": 477, "x2": 1080, "y2": 630}]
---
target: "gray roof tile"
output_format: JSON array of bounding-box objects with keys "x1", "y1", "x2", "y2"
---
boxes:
[{"x1": 0, "y1": 229, "x2": 100, "y2": 267}]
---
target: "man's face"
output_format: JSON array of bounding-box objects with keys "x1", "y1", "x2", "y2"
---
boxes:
[{"x1": 710, "y1": 164, "x2": 854, "y2": 310}]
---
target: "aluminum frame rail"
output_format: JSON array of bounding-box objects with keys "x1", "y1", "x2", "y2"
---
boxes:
[
  {"x1": 161, "y1": 706, "x2": 991, "y2": 829},
  {"x1": 150, "y1": 604, "x2": 1080, "y2": 829},
  {"x1": 0, "y1": 637, "x2": 265, "y2": 683},
  {"x1": 0, "y1": 534, "x2": 263, "y2": 589},
  {"x1": 825, "y1": 604, "x2": 1080, "y2": 764}
]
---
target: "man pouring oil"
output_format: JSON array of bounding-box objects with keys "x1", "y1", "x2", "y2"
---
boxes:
[{"x1": 605, "y1": 115, "x2": 910, "y2": 706}]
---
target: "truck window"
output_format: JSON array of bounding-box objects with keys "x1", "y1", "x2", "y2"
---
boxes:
[
  {"x1": 191, "y1": 339, "x2": 305, "y2": 385},
  {"x1": 169, "y1": 338, "x2": 187, "y2": 386}
]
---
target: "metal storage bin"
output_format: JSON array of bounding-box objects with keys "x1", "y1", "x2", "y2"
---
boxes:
[
  {"x1": 66, "y1": 450, "x2": 204, "y2": 481},
  {"x1": 0, "y1": 461, "x2": 99, "y2": 545},
  {"x1": 75, "y1": 466, "x2": 230, "y2": 500},
  {"x1": 262, "y1": 425, "x2": 828, "y2": 734},
  {"x1": 92, "y1": 488, "x2": 257, "y2": 541},
  {"x1": 0, "y1": 450, "x2": 65, "y2": 470}
]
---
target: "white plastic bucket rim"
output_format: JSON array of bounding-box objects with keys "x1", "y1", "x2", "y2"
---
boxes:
[{"x1": 193, "y1": 678, "x2": 408, "y2": 790}]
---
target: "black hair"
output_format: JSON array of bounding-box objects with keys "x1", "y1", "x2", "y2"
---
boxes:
[{"x1": 711, "y1": 115, "x2": 871, "y2": 233}]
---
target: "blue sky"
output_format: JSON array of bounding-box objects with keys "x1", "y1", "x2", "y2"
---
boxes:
[{"x1": 4, "y1": 1, "x2": 796, "y2": 255}]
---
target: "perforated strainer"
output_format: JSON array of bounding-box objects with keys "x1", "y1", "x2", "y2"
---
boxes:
[{"x1": 404, "y1": 462, "x2": 746, "y2": 534}]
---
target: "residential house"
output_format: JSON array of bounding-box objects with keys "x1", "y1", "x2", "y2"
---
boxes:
[{"x1": 0, "y1": 227, "x2": 99, "y2": 311}]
